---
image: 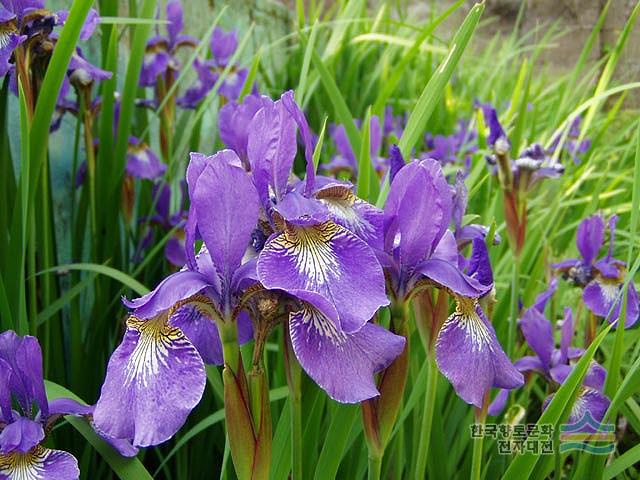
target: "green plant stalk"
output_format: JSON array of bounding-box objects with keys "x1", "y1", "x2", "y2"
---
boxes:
[
  {"x1": 471, "y1": 399, "x2": 488, "y2": 480},
  {"x1": 283, "y1": 329, "x2": 303, "y2": 480},
  {"x1": 507, "y1": 254, "x2": 520, "y2": 359},
  {"x1": 414, "y1": 353, "x2": 438, "y2": 479},
  {"x1": 368, "y1": 454, "x2": 382, "y2": 480}
]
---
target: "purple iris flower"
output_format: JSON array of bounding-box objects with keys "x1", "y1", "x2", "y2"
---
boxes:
[
  {"x1": 380, "y1": 158, "x2": 522, "y2": 407},
  {"x1": 178, "y1": 28, "x2": 250, "y2": 107},
  {"x1": 383, "y1": 106, "x2": 405, "y2": 140},
  {"x1": 94, "y1": 150, "x2": 257, "y2": 447},
  {"x1": 246, "y1": 91, "x2": 404, "y2": 403},
  {"x1": 125, "y1": 136, "x2": 166, "y2": 180},
  {"x1": 0, "y1": 331, "x2": 85, "y2": 479},
  {"x1": 553, "y1": 214, "x2": 639, "y2": 327},
  {"x1": 139, "y1": 0, "x2": 196, "y2": 87},
  {"x1": 218, "y1": 93, "x2": 272, "y2": 167},
  {"x1": 323, "y1": 116, "x2": 384, "y2": 178},
  {"x1": 423, "y1": 121, "x2": 477, "y2": 167},
  {"x1": 548, "y1": 116, "x2": 591, "y2": 165},
  {"x1": 0, "y1": 2, "x2": 99, "y2": 77}
]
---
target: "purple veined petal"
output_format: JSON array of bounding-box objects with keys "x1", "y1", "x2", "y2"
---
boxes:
[
  {"x1": 93, "y1": 316, "x2": 206, "y2": 447},
  {"x1": 584, "y1": 362, "x2": 607, "y2": 391},
  {"x1": 139, "y1": 49, "x2": 170, "y2": 87},
  {"x1": 125, "y1": 137, "x2": 166, "y2": 180},
  {"x1": 273, "y1": 191, "x2": 330, "y2": 226},
  {"x1": 122, "y1": 270, "x2": 212, "y2": 319},
  {"x1": 435, "y1": 299, "x2": 524, "y2": 407},
  {"x1": 281, "y1": 90, "x2": 316, "y2": 195},
  {"x1": 210, "y1": 27, "x2": 237, "y2": 67},
  {"x1": 548, "y1": 364, "x2": 571, "y2": 385},
  {"x1": 314, "y1": 185, "x2": 383, "y2": 250},
  {"x1": 258, "y1": 220, "x2": 389, "y2": 333},
  {"x1": 514, "y1": 355, "x2": 545, "y2": 374},
  {"x1": 0, "y1": 332, "x2": 48, "y2": 420},
  {"x1": 518, "y1": 307, "x2": 554, "y2": 370},
  {"x1": 488, "y1": 389, "x2": 509, "y2": 417},
  {"x1": 247, "y1": 96, "x2": 296, "y2": 202},
  {"x1": 184, "y1": 152, "x2": 209, "y2": 269},
  {"x1": 165, "y1": 0, "x2": 183, "y2": 46},
  {"x1": 0, "y1": 446, "x2": 79, "y2": 480},
  {"x1": 0, "y1": 417, "x2": 44, "y2": 454},
  {"x1": 0, "y1": 31, "x2": 23, "y2": 77},
  {"x1": 93, "y1": 429, "x2": 139, "y2": 458},
  {"x1": 466, "y1": 237, "x2": 494, "y2": 287},
  {"x1": 193, "y1": 150, "x2": 260, "y2": 286},
  {"x1": 559, "y1": 307, "x2": 574, "y2": 364},
  {"x1": 546, "y1": 388, "x2": 610, "y2": 433},
  {"x1": 582, "y1": 277, "x2": 638, "y2": 326},
  {"x1": 230, "y1": 257, "x2": 259, "y2": 294},
  {"x1": 576, "y1": 215, "x2": 605, "y2": 265},
  {"x1": 219, "y1": 94, "x2": 271, "y2": 165},
  {"x1": 431, "y1": 230, "x2": 458, "y2": 265},
  {"x1": 383, "y1": 159, "x2": 452, "y2": 268},
  {"x1": 413, "y1": 258, "x2": 491, "y2": 298},
  {"x1": 68, "y1": 49, "x2": 113, "y2": 86},
  {"x1": 387, "y1": 144, "x2": 405, "y2": 184},
  {"x1": 170, "y1": 302, "x2": 223, "y2": 365},
  {"x1": 0, "y1": 358, "x2": 11, "y2": 423},
  {"x1": 288, "y1": 290, "x2": 405, "y2": 403}
]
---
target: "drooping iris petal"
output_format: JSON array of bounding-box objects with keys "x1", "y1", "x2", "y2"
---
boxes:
[
  {"x1": 139, "y1": 40, "x2": 170, "y2": 86},
  {"x1": 583, "y1": 278, "x2": 639, "y2": 327},
  {"x1": 193, "y1": 150, "x2": 260, "y2": 285},
  {"x1": 0, "y1": 358, "x2": 12, "y2": 422},
  {"x1": 518, "y1": 307, "x2": 554, "y2": 371},
  {"x1": 543, "y1": 388, "x2": 610, "y2": 433},
  {"x1": 0, "y1": 418, "x2": 44, "y2": 454},
  {"x1": 247, "y1": 96, "x2": 296, "y2": 203},
  {"x1": 122, "y1": 270, "x2": 212, "y2": 319},
  {"x1": 513, "y1": 355, "x2": 546, "y2": 374},
  {"x1": 576, "y1": 215, "x2": 604, "y2": 265},
  {"x1": 125, "y1": 137, "x2": 165, "y2": 180},
  {"x1": 0, "y1": 33, "x2": 23, "y2": 77},
  {"x1": 0, "y1": 332, "x2": 48, "y2": 419},
  {"x1": 288, "y1": 290, "x2": 405, "y2": 403},
  {"x1": 170, "y1": 299, "x2": 223, "y2": 365},
  {"x1": 93, "y1": 316, "x2": 206, "y2": 447},
  {"x1": 0, "y1": 446, "x2": 79, "y2": 480},
  {"x1": 435, "y1": 299, "x2": 523, "y2": 407},
  {"x1": 258, "y1": 221, "x2": 388, "y2": 333},
  {"x1": 315, "y1": 184, "x2": 383, "y2": 250}
]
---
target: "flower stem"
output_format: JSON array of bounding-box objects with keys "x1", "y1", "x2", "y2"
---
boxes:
[
  {"x1": 414, "y1": 353, "x2": 438, "y2": 479},
  {"x1": 507, "y1": 254, "x2": 520, "y2": 359},
  {"x1": 471, "y1": 400, "x2": 488, "y2": 480},
  {"x1": 283, "y1": 323, "x2": 303, "y2": 480},
  {"x1": 368, "y1": 454, "x2": 382, "y2": 480}
]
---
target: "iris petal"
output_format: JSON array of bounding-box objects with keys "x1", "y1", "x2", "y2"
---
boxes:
[{"x1": 0, "y1": 446, "x2": 79, "y2": 480}]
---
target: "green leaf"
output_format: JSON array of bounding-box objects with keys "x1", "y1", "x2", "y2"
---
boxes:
[
  {"x1": 312, "y1": 117, "x2": 328, "y2": 172},
  {"x1": 45, "y1": 381, "x2": 154, "y2": 480},
  {"x1": 36, "y1": 263, "x2": 149, "y2": 296},
  {"x1": 376, "y1": 2, "x2": 485, "y2": 206},
  {"x1": 356, "y1": 107, "x2": 372, "y2": 200},
  {"x1": 36, "y1": 273, "x2": 97, "y2": 327},
  {"x1": 313, "y1": 404, "x2": 359, "y2": 480},
  {"x1": 604, "y1": 443, "x2": 640, "y2": 479}
]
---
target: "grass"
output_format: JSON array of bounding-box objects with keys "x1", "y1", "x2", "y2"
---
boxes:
[{"x1": 1, "y1": 0, "x2": 639, "y2": 479}]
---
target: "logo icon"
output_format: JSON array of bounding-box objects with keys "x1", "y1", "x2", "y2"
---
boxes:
[{"x1": 559, "y1": 412, "x2": 615, "y2": 454}]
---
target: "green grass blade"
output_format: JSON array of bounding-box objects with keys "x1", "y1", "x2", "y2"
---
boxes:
[
  {"x1": 356, "y1": 107, "x2": 372, "y2": 200},
  {"x1": 45, "y1": 381, "x2": 154, "y2": 480},
  {"x1": 37, "y1": 263, "x2": 149, "y2": 296},
  {"x1": 35, "y1": 273, "x2": 97, "y2": 327},
  {"x1": 604, "y1": 443, "x2": 640, "y2": 480},
  {"x1": 313, "y1": 405, "x2": 359, "y2": 480}
]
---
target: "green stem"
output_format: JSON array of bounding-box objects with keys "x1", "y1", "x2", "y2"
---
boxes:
[
  {"x1": 220, "y1": 320, "x2": 241, "y2": 373},
  {"x1": 368, "y1": 454, "x2": 382, "y2": 480},
  {"x1": 284, "y1": 324, "x2": 303, "y2": 480},
  {"x1": 414, "y1": 354, "x2": 438, "y2": 479},
  {"x1": 507, "y1": 254, "x2": 520, "y2": 358},
  {"x1": 471, "y1": 402, "x2": 488, "y2": 480}
]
